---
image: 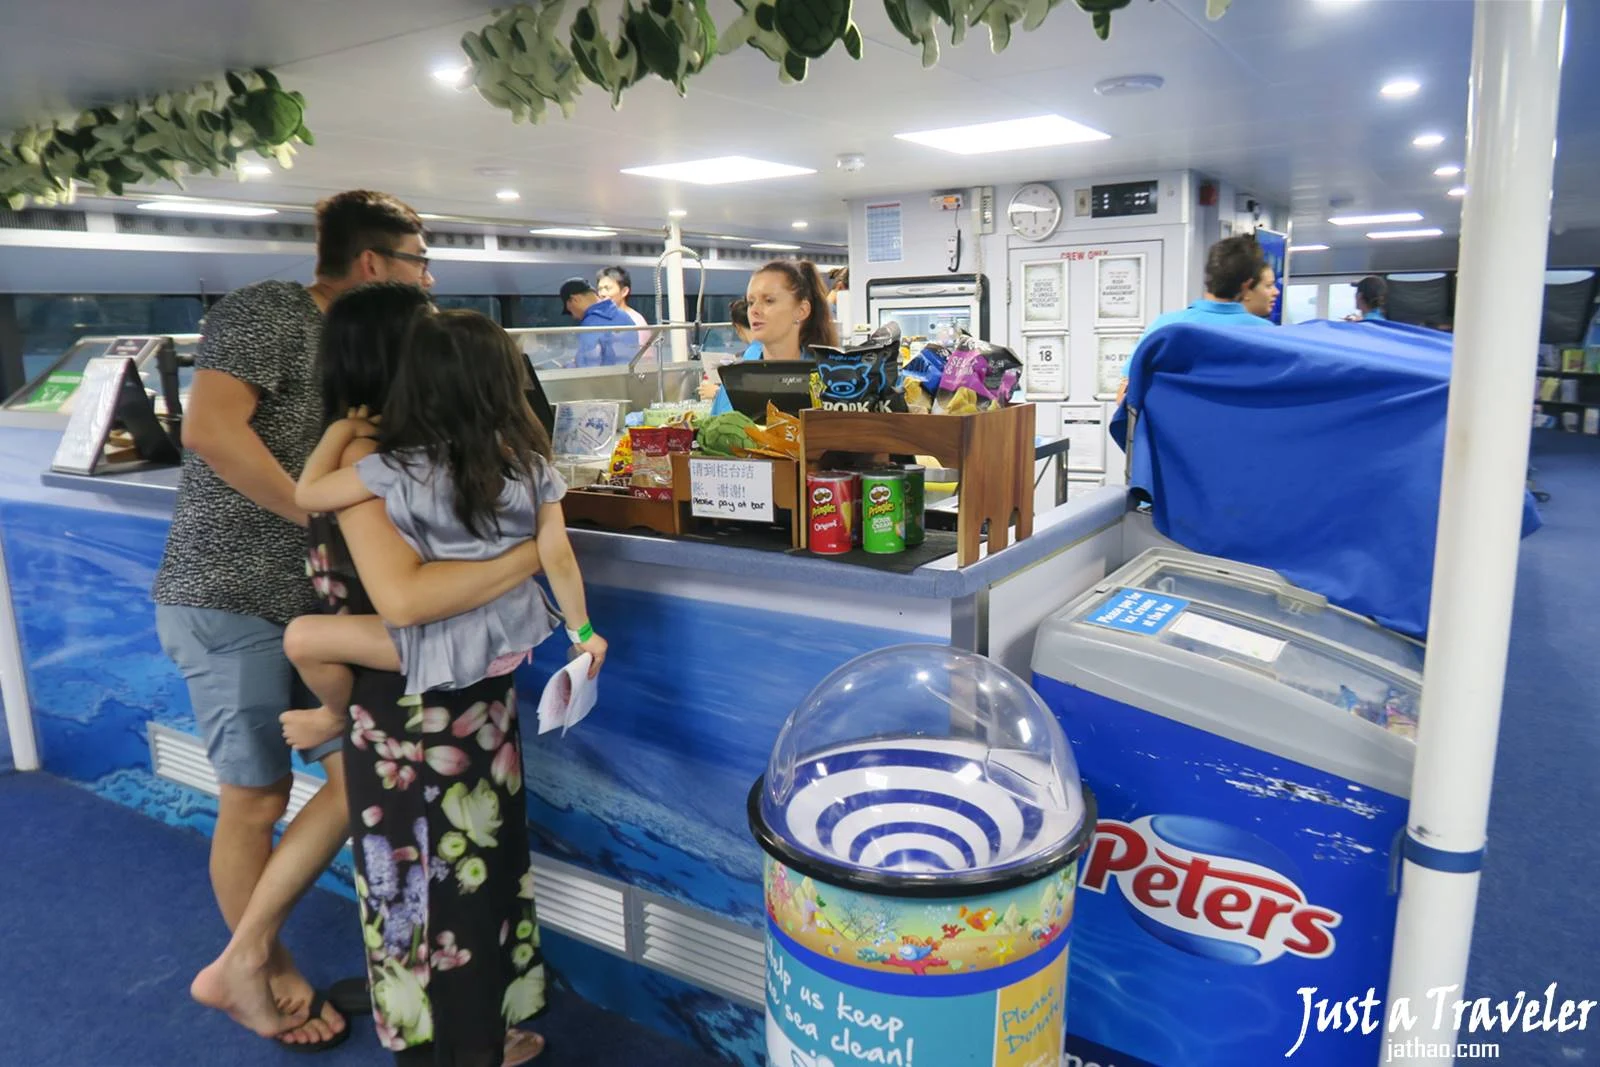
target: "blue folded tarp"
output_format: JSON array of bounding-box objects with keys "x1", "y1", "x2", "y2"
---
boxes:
[{"x1": 1110, "y1": 318, "x2": 1542, "y2": 639}]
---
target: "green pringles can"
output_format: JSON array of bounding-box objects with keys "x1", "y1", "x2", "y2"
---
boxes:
[
  {"x1": 862, "y1": 469, "x2": 906, "y2": 555},
  {"x1": 901, "y1": 463, "x2": 926, "y2": 547}
]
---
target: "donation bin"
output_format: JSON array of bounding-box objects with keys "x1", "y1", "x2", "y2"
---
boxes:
[
  {"x1": 1032, "y1": 548, "x2": 1423, "y2": 1067},
  {"x1": 750, "y1": 644, "x2": 1096, "y2": 1067}
]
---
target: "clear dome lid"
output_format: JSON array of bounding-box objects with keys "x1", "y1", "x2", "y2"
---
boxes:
[{"x1": 752, "y1": 645, "x2": 1091, "y2": 895}]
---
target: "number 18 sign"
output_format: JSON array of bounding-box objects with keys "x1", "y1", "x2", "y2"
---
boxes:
[{"x1": 1024, "y1": 335, "x2": 1067, "y2": 400}]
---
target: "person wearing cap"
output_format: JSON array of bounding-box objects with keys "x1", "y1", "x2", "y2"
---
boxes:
[
  {"x1": 559, "y1": 276, "x2": 635, "y2": 367},
  {"x1": 1348, "y1": 275, "x2": 1388, "y2": 322}
]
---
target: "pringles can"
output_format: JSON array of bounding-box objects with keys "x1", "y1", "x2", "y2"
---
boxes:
[
  {"x1": 862, "y1": 469, "x2": 906, "y2": 555},
  {"x1": 901, "y1": 464, "x2": 926, "y2": 547},
  {"x1": 807, "y1": 472, "x2": 855, "y2": 556}
]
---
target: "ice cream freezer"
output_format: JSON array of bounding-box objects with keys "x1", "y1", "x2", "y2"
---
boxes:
[{"x1": 1031, "y1": 547, "x2": 1423, "y2": 1067}]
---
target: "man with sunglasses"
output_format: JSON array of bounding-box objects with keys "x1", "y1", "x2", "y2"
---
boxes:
[{"x1": 153, "y1": 189, "x2": 430, "y2": 1051}]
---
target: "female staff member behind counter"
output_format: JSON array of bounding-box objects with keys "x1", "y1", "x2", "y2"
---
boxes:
[{"x1": 700, "y1": 259, "x2": 838, "y2": 416}]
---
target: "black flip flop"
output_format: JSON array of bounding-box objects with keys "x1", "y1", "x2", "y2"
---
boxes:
[
  {"x1": 277, "y1": 990, "x2": 351, "y2": 1054},
  {"x1": 327, "y1": 976, "x2": 372, "y2": 1017}
]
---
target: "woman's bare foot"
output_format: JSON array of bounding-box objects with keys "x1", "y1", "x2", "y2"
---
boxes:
[
  {"x1": 191, "y1": 946, "x2": 308, "y2": 1038},
  {"x1": 280, "y1": 706, "x2": 347, "y2": 750},
  {"x1": 504, "y1": 1029, "x2": 546, "y2": 1065}
]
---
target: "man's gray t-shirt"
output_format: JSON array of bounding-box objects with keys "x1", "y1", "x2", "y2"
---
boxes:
[{"x1": 152, "y1": 280, "x2": 323, "y2": 625}]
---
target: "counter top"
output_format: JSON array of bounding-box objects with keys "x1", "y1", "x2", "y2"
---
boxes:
[{"x1": 20, "y1": 428, "x2": 1122, "y2": 601}]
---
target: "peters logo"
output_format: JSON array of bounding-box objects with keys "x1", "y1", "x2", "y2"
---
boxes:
[{"x1": 1081, "y1": 815, "x2": 1341, "y2": 965}]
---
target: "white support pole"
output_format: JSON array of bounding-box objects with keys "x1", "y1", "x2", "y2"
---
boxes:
[
  {"x1": 665, "y1": 221, "x2": 690, "y2": 363},
  {"x1": 0, "y1": 537, "x2": 40, "y2": 771},
  {"x1": 1385, "y1": 3, "x2": 1565, "y2": 1064}
]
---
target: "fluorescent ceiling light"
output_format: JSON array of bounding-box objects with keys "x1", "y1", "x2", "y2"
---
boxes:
[
  {"x1": 895, "y1": 114, "x2": 1109, "y2": 155},
  {"x1": 136, "y1": 199, "x2": 277, "y2": 217},
  {"x1": 1381, "y1": 78, "x2": 1420, "y2": 98},
  {"x1": 1447, "y1": 187, "x2": 1467, "y2": 198},
  {"x1": 667, "y1": 209, "x2": 688, "y2": 218},
  {"x1": 1412, "y1": 132, "x2": 1445, "y2": 147},
  {"x1": 1289, "y1": 244, "x2": 1330, "y2": 252},
  {"x1": 1434, "y1": 164, "x2": 1462, "y2": 177},
  {"x1": 530, "y1": 227, "x2": 617, "y2": 238},
  {"x1": 432, "y1": 65, "x2": 469, "y2": 88},
  {"x1": 751, "y1": 242, "x2": 801, "y2": 250},
  {"x1": 417, "y1": 213, "x2": 447, "y2": 220},
  {"x1": 1367, "y1": 228, "x2": 1445, "y2": 240},
  {"x1": 621, "y1": 156, "x2": 815, "y2": 186},
  {"x1": 791, "y1": 220, "x2": 808, "y2": 229},
  {"x1": 496, "y1": 189, "x2": 520, "y2": 202},
  {"x1": 1329, "y1": 211, "x2": 1423, "y2": 226},
  {"x1": 237, "y1": 161, "x2": 271, "y2": 177}
]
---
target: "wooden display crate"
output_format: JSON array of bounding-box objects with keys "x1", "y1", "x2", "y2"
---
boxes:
[
  {"x1": 670, "y1": 453, "x2": 805, "y2": 548},
  {"x1": 801, "y1": 404, "x2": 1036, "y2": 566},
  {"x1": 561, "y1": 485, "x2": 680, "y2": 536}
]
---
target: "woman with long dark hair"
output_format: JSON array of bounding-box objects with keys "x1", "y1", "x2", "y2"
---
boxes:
[{"x1": 702, "y1": 259, "x2": 838, "y2": 415}]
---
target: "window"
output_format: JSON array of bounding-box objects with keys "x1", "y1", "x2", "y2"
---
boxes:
[
  {"x1": 431, "y1": 296, "x2": 500, "y2": 321},
  {"x1": 1282, "y1": 284, "x2": 1320, "y2": 325},
  {"x1": 15, "y1": 295, "x2": 204, "y2": 388},
  {"x1": 1327, "y1": 284, "x2": 1358, "y2": 324}
]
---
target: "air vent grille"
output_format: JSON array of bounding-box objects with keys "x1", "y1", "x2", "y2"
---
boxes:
[
  {"x1": 148, "y1": 721, "x2": 323, "y2": 824},
  {"x1": 638, "y1": 895, "x2": 764, "y2": 1007},
  {"x1": 430, "y1": 231, "x2": 486, "y2": 250},
  {"x1": 112, "y1": 214, "x2": 315, "y2": 241},
  {"x1": 0, "y1": 208, "x2": 89, "y2": 231},
  {"x1": 527, "y1": 855, "x2": 630, "y2": 954}
]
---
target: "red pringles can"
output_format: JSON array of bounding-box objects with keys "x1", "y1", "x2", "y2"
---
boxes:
[{"x1": 807, "y1": 471, "x2": 859, "y2": 555}]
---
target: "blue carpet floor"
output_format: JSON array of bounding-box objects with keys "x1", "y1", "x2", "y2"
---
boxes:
[
  {"x1": 1466, "y1": 431, "x2": 1600, "y2": 1065},
  {"x1": 0, "y1": 771, "x2": 724, "y2": 1067}
]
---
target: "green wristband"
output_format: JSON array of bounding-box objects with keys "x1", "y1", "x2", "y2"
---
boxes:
[{"x1": 567, "y1": 621, "x2": 594, "y2": 643}]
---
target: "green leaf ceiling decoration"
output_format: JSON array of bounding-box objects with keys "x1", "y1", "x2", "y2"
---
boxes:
[
  {"x1": 466, "y1": 0, "x2": 1231, "y2": 122},
  {"x1": 0, "y1": 69, "x2": 313, "y2": 211}
]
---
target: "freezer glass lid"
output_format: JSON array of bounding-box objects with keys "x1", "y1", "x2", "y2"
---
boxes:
[{"x1": 757, "y1": 645, "x2": 1089, "y2": 884}]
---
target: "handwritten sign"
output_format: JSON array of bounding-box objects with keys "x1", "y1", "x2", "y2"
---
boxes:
[
  {"x1": 1096, "y1": 255, "x2": 1145, "y2": 325},
  {"x1": 50, "y1": 357, "x2": 135, "y2": 475},
  {"x1": 1021, "y1": 262, "x2": 1065, "y2": 324},
  {"x1": 1023, "y1": 335, "x2": 1067, "y2": 400},
  {"x1": 689, "y1": 458, "x2": 773, "y2": 522}
]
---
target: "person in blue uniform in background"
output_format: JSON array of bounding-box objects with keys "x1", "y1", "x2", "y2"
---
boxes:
[
  {"x1": 1118, "y1": 234, "x2": 1278, "y2": 400},
  {"x1": 1349, "y1": 275, "x2": 1388, "y2": 321},
  {"x1": 559, "y1": 276, "x2": 634, "y2": 367},
  {"x1": 700, "y1": 297, "x2": 765, "y2": 414}
]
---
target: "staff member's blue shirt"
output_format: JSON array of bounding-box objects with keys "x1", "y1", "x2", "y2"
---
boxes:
[
  {"x1": 1123, "y1": 298, "x2": 1273, "y2": 373},
  {"x1": 575, "y1": 298, "x2": 637, "y2": 367},
  {"x1": 708, "y1": 341, "x2": 766, "y2": 416},
  {"x1": 1362, "y1": 309, "x2": 1387, "y2": 321}
]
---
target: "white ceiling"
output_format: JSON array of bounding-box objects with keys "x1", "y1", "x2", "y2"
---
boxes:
[{"x1": 1, "y1": 0, "x2": 1596, "y2": 255}]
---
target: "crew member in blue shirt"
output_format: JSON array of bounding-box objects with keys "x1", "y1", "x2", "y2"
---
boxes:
[
  {"x1": 1119, "y1": 234, "x2": 1278, "y2": 398},
  {"x1": 560, "y1": 276, "x2": 635, "y2": 367},
  {"x1": 1349, "y1": 275, "x2": 1388, "y2": 321}
]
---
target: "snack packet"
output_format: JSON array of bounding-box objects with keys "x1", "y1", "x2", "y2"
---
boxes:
[
  {"x1": 813, "y1": 322, "x2": 905, "y2": 413},
  {"x1": 933, "y1": 334, "x2": 1023, "y2": 414},
  {"x1": 604, "y1": 431, "x2": 633, "y2": 486},
  {"x1": 629, "y1": 425, "x2": 694, "y2": 500},
  {"x1": 742, "y1": 401, "x2": 801, "y2": 460}
]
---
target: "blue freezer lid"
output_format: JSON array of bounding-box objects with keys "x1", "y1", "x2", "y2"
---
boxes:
[{"x1": 1034, "y1": 548, "x2": 1423, "y2": 795}]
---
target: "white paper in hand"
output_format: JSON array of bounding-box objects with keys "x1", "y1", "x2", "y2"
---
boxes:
[{"x1": 536, "y1": 653, "x2": 597, "y2": 735}]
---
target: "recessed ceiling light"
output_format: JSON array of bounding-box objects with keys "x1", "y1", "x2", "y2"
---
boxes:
[
  {"x1": 717, "y1": 235, "x2": 744, "y2": 241},
  {"x1": 530, "y1": 227, "x2": 618, "y2": 238},
  {"x1": 1329, "y1": 211, "x2": 1424, "y2": 226},
  {"x1": 895, "y1": 114, "x2": 1109, "y2": 155},
  {"x1": 667, "y1": 209, "x2": 688, "y2": 218},
  {"x1": 751, "y1": 242, "x2": 801, "y2": 251},
  {"x1": 417, "y1": 213, "x2": 446, "y2": 220},
  {"x1": 432, "y1": 65, "x2": 469, "y2": 88},
  {"x1": 621, "y1": 156, "x2": 815, "y2": 186},
  {"x1": 1412, "y1": 132, "x2": 1446, "y2": 148},
  {"x1": 136, "y1": 198, "x2": 277, "y2": 217},
  {"x1": 1434, "y1": 164, "x2": 1463, "y2": 177},
  {"x1": 1367, "y1": 228, "x2": 1445, "y2": 240},
  {"x1": 1447, "y1": 187, "x2": 1467, "y2": 198},
  {"x1": 237, "y1": 161, "x2": 272, "y2": 177},
  {"x1": 1289, "y1": 244, "x2": 1330, "y2": 252},
  {"x1": 791, "y1": 220, "x2": 808, "y2": 229},
  {"x1": 496, "y1": 189, "x2": 521, "y2": 202},
  {"x1": 1093, "y1": 74, "x2": 1164, "y2": 97},
  {"x1": 1381, "y1": 78, "x2": 1421, "y2": 98}
]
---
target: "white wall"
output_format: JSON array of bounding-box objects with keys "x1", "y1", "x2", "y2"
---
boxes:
[{"x1": 846, "y1": 170, "x2": 1252, "y2": 348}]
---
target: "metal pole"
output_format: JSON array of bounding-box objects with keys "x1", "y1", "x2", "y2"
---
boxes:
[
  {"x1": 665, "y1": 221, "x2": 690, "y2": 364},
  {"x1": 0, "y1": 537, "x2": 40, "y2": 771},
  {"x1": 1385, "y1": 3, "x2": 1565, "y2": 1064}
]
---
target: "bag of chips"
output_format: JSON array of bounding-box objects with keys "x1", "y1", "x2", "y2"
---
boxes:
[
  {"x1": 933, "y1": 333, "x2": 1023, "y2": 414},
  {"x1": 629, "y1": 425, "x2": 694, "y2": 500},
  {"x1": 742, "y1": 402, "x2": 802, "y2": 460},
  {"x1": 813, "y1": 322, "x2": 905, "y2": 414}
]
